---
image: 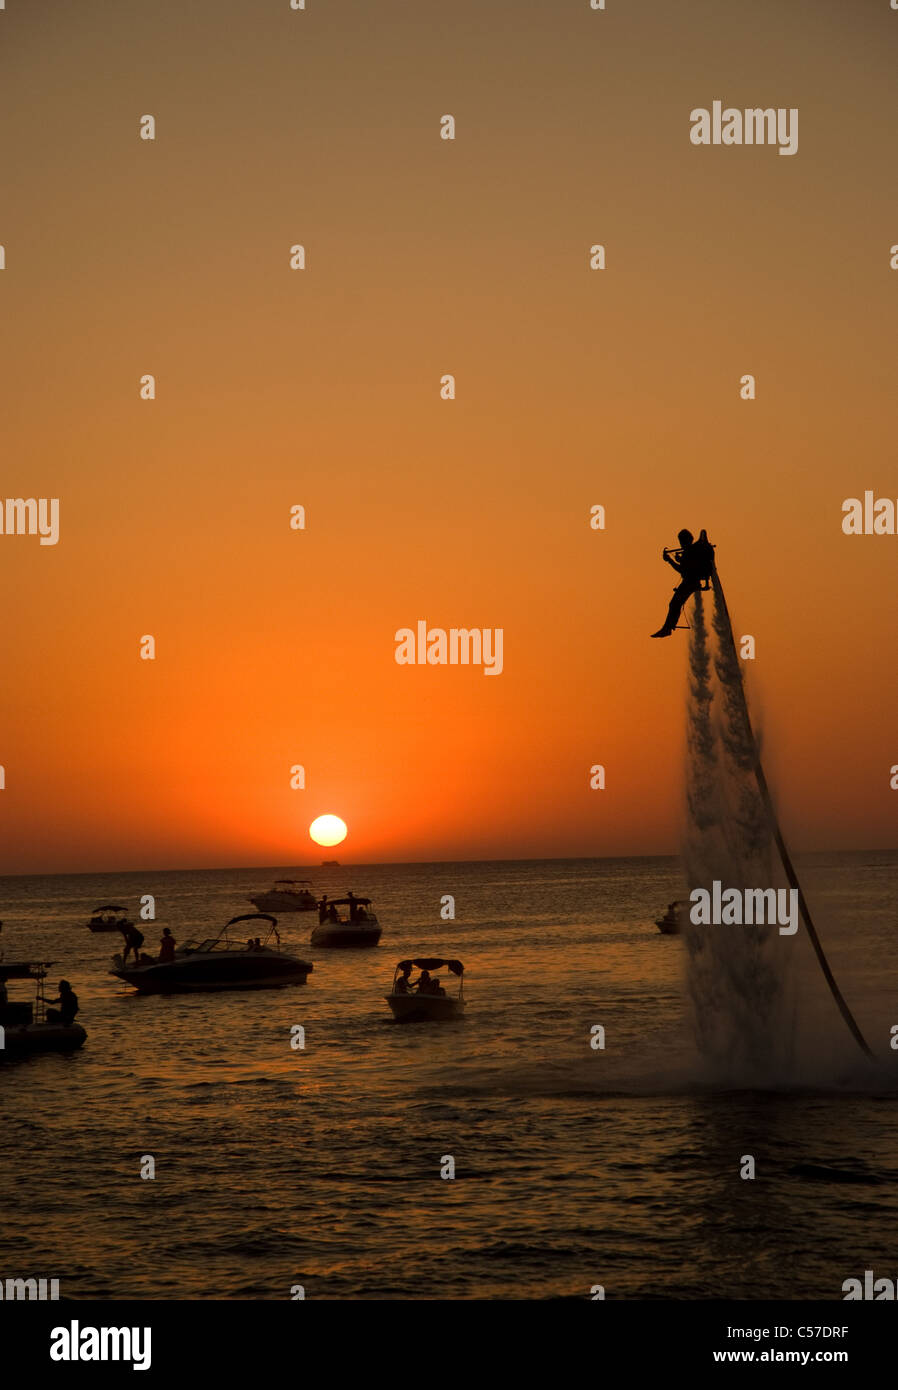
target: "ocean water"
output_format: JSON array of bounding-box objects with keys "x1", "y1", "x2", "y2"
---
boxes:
[{"x1": 2, "y1": 853, "x2": 898, "y2": 1301}]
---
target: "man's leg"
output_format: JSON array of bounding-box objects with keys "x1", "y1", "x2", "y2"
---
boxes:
[{"x1": 651, "y1": 582, "x2": 694, "y2": 638}]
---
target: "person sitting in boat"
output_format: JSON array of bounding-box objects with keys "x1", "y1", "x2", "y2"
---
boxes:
[
  {"x1": 318, "y1": 895, "x2": 329, "y2": 924},
  {"x1": 355, "y1": 905, "x2": 368, "y2": 921},
  {"x1": 413, "y1": 969, "x2": 433, "y2": 994},
  {"x1": 394, "y1": 966, "x2": 412, "y2": 995},
  {"x1": 120, "y1": 922, "x2": 145, "y2": 965},
  {"x1": 327, "y1": 904, "x2": 340, "y2": 923},
  {"x1": 46, "y1": 980, "x2": 79, "y2": 1026},
  {"x1": 430, "y1": 977, "x2": 446, "y2": 997},
  {"x1": 159, "y1": 928, "x2": 176, "y2": 963}
]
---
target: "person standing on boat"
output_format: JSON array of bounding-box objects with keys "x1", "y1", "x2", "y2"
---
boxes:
[
  {"x1": 159, "y1": 928, "x2": 176, "y2": 963},
  {"x1": 120, "y1": 922, "x2": 144, "y2": 965},
  {"x1": 318, "y1": 895, "x2": 329, "y2": 925},
  {"x1": 347, "y1": 891, "x2": 358, "y2": 922}
]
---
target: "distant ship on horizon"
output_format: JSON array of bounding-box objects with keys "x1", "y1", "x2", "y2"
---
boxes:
[{"x1": 321, "y1": 859, "x2": 340, "y2": 867}]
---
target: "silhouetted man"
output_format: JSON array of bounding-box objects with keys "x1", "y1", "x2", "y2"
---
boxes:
[
  {"x1": 651, "y1": 529, "x2": 713, "y2": 637},
  {"x1": 47, "y1": 980, "x2": 78, "y2": 1026},
  {"x1": 120, "y1": 922, "x2": 144, "y2": 964}
]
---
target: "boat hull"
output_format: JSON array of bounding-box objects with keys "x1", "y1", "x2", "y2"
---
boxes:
[
  {"x1": 249, "y1": 895, "x2": 316, "y2": 913},
  {"x1": 110, "y1": 953, "x2": 312, "y2": 993},
  {"x1": 0, "y1": 1023, "x2": 87, "y2": 1056},
  {"x1": 385, "y1": 993, "x2": 463, "y2": 1022},
  {"x1": 311, "y1": 923, "x2": 381, "y2": 948}
]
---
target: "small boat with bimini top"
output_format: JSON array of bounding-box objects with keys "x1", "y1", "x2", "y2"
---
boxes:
[
  {"x1": 385, "y1": 957, "x2": 465, "y2": 1022},
  {"x1": 0, "y1": 962, "x2": 87, "y2": 1057},
  {"x1": 248, "y1": 879, "x2": 317, "y2": 913},
  {"x1": 311, "y1": 894, "x2": 382, "y2": 947},
  {"x1": 110, "y1": 913, "x2": 313, "y2": 993},
  {"x1": 87, "y1": 905, "x2": 133, "y2": 933}
]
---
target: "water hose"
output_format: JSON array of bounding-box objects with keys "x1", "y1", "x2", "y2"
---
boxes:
[{"x1": 709, "y1": 564, "x2": 873, "y2": 1060}]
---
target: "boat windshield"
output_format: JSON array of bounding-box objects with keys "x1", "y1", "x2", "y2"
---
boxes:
[{"x1": 186, "y1": 937, "x2": 274, "y2": 953}]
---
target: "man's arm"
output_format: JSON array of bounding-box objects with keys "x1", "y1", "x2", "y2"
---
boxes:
[{"x1": 663, "y1": 550, "x2": 683, "y2": 573}]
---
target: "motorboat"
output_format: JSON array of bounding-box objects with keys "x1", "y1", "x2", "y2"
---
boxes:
[
  {"x1": 110, "y1": 913, "x2": 313, "y2": 993},
  {"x1": 0, "y1": 962, "x2": 87, "y2": 1057},
  {"x1": 655, "y1": 901, "x2": 684, "y2": 935},
  {"x1": 248, "y1": 879, "x2": 317, "y2": 913},
  {"x1": 311, "y1": 896, "x2": 381, "y2": 947},
  {"x1": 87, "y1": 904, "x2": 133, "y2": 933},
  {"x1": 385, "y1": 957, "x2": 465, "y2": 1022}
]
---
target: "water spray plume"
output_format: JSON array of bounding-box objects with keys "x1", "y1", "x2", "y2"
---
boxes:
[{"x1": 681, "y1": 549, "x2": 872, "y2": 1072}]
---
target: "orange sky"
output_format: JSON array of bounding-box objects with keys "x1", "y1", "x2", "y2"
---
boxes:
[{"x1": 1, "y1": 0, "x2": 896, "y2": 873}]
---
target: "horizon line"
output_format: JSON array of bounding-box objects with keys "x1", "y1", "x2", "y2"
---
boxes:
[{"x1": 2, "y1": 845, "x2": 897, "y2": 881}]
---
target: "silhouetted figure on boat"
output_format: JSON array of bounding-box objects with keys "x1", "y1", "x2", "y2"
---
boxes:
[
  {"x1": 651, "y1": 528, "x2": 715, "y2": 637},
  {"x1": 47, "y1": 980, "x2": 79, "y2": 1026},
  {"x1": 394, "y1": 965, "x2": 412, "y2": 995},
  {"x1": 159, "y1": 928, "x2": 176, "y2": 963},
  {"x1": 318, "y1": 895, "x2": 329, "y2": 924},
  {"x1": 120, "y1": 922, "x2": 145, "y2": 964}
]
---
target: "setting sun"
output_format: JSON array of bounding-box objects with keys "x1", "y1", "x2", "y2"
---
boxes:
[{"x1": 309, "y1": 814, "x2": 348, "y2": 848}]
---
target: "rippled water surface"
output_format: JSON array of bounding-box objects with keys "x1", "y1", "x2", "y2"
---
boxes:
[{"x1": 3, "y1": 854, "x2": 898, "y2": 1299}]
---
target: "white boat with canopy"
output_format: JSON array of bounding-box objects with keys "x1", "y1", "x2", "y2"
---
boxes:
[{"x1": 385, "y1": 957, "x2": 465, "y2": 1021}]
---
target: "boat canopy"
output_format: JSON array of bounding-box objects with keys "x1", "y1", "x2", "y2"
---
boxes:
[
  {"x1": 226, "y1": 913, "x2": 278, "y2": 930},
  {"x1": 0, "y1": 961, "x2": 53, "y2": 981},
  {"x1": 396, "y1": 958, "x2": 463, "y2": 975},
  {"x1": 93, "y1": 905, "x2": 126, "y2": 913},
  {"x1": 324, "y1": 897, "x2": 372, "y2": 907}
]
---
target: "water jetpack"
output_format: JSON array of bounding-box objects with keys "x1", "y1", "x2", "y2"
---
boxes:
[{"x1": 663, "y1": 528, "x2": 716, "y2": 588}]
